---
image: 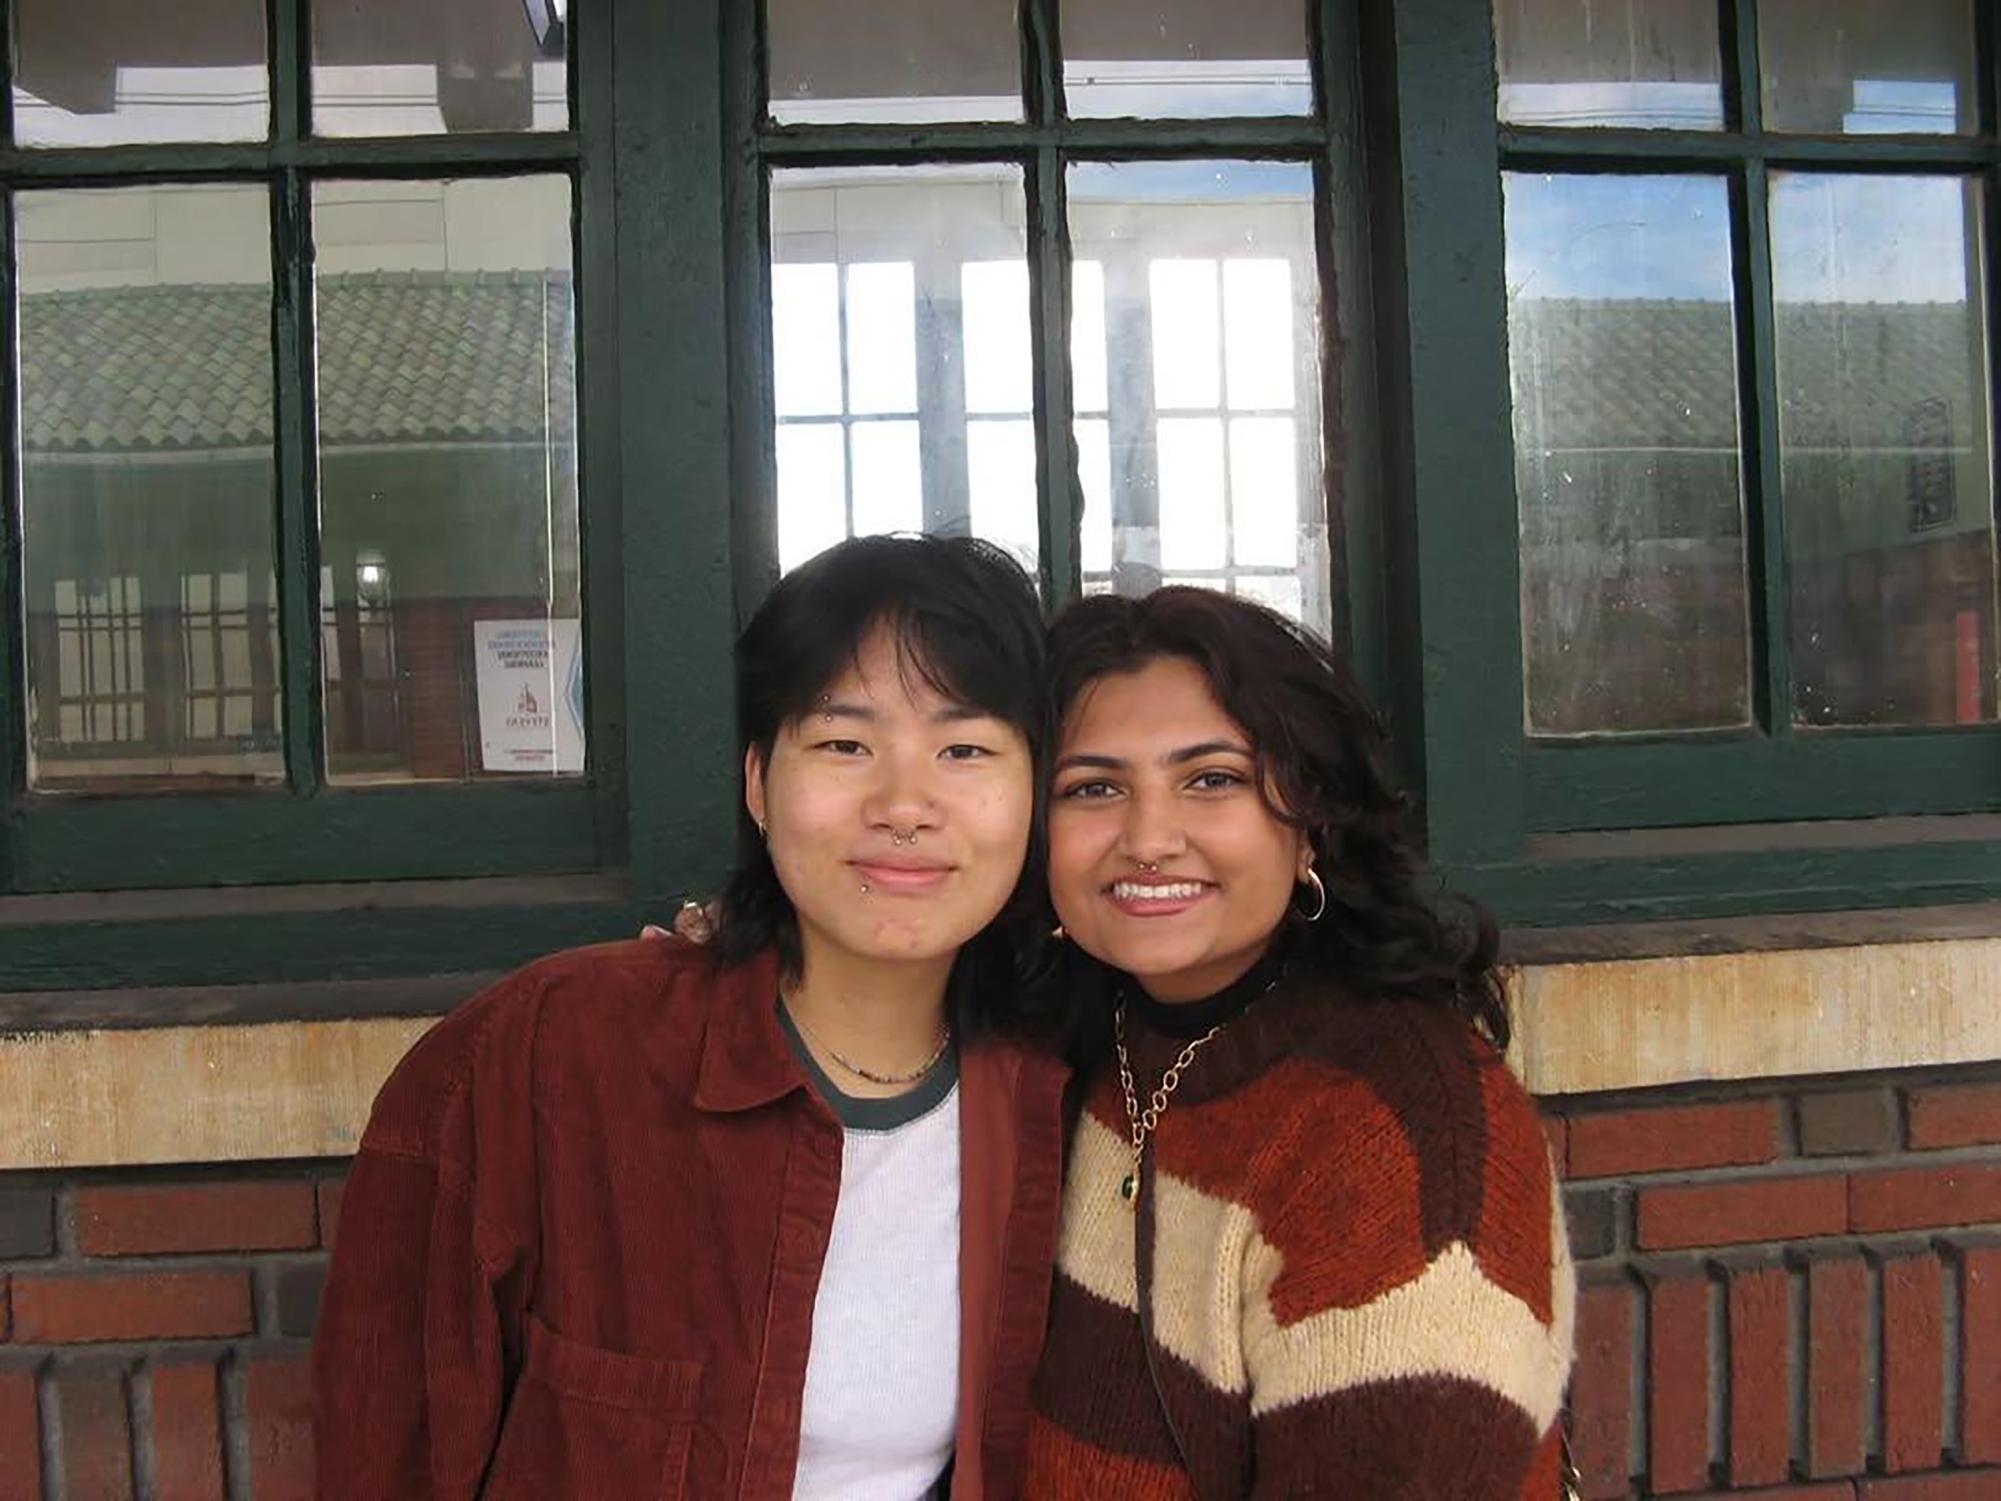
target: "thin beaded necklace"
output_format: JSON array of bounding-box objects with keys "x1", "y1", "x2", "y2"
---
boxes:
[{"x1": 788, "y1": 1003, "x2": 952, "y2": 1087}]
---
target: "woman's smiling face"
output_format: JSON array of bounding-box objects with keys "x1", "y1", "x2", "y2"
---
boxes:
[
  {"x1": 1046, "y1": 654, "x2": 1310, "y2": 1002},
  {"x1": 746, "y1": 625, "x2": 1034, "y2": 977}
]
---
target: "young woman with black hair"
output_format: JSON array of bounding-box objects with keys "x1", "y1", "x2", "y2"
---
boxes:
[
  {"x1": 314, "y1": 535, "x2": 1068, "y2": 1500},
  {"x1": 1020, "y1": 587, "x2": 1574, "y2": 1499}
]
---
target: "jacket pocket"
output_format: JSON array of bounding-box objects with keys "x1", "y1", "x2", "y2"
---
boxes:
[{"x1": 482, "y1": 1313, "x2": 703, "y2": 1499}]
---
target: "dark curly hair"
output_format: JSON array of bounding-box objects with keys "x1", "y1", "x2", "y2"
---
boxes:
[
  {"x1": 1043, "y1": 586, "x2": 1508, "y2": 1056},
  {"x1": 709, "y1": 534, "x2": 1052, "y2": 1041}
]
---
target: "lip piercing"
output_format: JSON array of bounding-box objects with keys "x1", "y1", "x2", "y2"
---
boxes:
[{"x1": 891, "y1": 829, "x2": 918, "y2": 847}]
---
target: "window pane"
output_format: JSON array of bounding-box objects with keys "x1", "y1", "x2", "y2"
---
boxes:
[
  {"x1": 771, "y1": 264, "x2": 843, "y2": 417},
  {"x1": 770, "y1": 164, "x2": 1033, "y2": 571},
  {"x1": 1072, "y1": 261, "x2": 1111, "y2": 414},
  {"x1": 962, "y1": 261, "x2": 1032, "y2": 415},
  {"x1": 845, "y1": 263, "x2": 918, "y2": 415},
  {"x1": 312, "y1": 0, "x2": 567, "y2": 137},
  {"x1": 1077, "y1": 418, "x2": 1114, "y2": 574},
  {"x1": 850, "y1": 420, "x2": 923, "y2": 536},
  {"x1": 967, "y1": 420, "x2": 1039, "y2": 568},
  {"x1": 1064, "y1": 0, "x2": 1311, "y2": 119},
  {"x1": 1067, "y1": 160, "x2": 1331, "y2": 635},
  {"x1": 13, "y1": 0, "x2": 267, "y2": 145},
  {"x1": 1761, "y1": 0, "x2": 1974, "y2": 136},
  {"x1": 1150, "y1": 260, "x2": 1222, "y2": 409},
  {"x1": 1158, "y1": 418, "x2": 1227, "y2": 570},
  {"x1": 767, "y1": 0, "x2": 1020, "y2": 125},
  {"x1": 1771, "y1": 173, "x2": 1997, "y2": 727},
  {"x1": 777, "y1": 423, "x2": 848, "y2": 573},
  {"x1": 1494, "y1": 0, "x2": 1723, "y2": 130},
  {"x1": 1504, "y1": 173, "x2": 1752, "y2": 736},
  {"x1": 314, "y1": 177, "x2": 583, "y2": 782},
  {"x1": 18, "y1": 186, "x2": 280, "y2": 790}
]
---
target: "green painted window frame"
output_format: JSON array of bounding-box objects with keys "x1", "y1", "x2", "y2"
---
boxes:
[
  {"x1": 1379, "y1": 0, "x2": 2001, "y2": 924},
  {"x1": 0, "y1": 0, "x2": 626, "y2": 893},
  {"x1": 6, "y1": 0, "x2": 2001, "y2": 1005}
]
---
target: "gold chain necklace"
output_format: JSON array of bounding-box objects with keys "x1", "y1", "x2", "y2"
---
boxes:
[
  {"x1": 790, "y1": 1005, "x2": 951, "y2": 1086},
  {"x1": 1114, "y1": 1002, "x2": 1223, "y2": 1209}
]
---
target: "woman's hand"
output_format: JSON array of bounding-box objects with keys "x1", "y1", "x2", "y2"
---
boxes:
[{"x1": 641, "y1": 900, "x2": 717, "y2": 945}]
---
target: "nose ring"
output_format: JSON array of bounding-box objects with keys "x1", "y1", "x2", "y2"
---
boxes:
[
  {"x1": 891, "y1": 828, "x2": 918, "y2": 847},
  {"x1": 1136, "y1": 860, "x2": 1159, "y2": 873}
]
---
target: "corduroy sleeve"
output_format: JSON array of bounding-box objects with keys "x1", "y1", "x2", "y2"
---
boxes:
[
  {"x1": 312, "y1": 985, "x2": 542, "y2": 1500},
  {"x1": 312, "y1": 1141, "x2": 515, "y2": 1499},
  {"x1": 1239, "y1": 1059, "x2": 1575, "y2": 1499}
]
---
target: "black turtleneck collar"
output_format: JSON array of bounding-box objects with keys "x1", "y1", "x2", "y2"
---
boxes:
[{"x1": 1125, "y1": 938, "x2": 1292, "y2": 1039}]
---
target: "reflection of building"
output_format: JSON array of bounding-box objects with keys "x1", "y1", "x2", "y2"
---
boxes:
[
  {"x1": 770, "y1": 167, "x2": 1332, "y2": 629},
  {"x1": 22, "y1": 269, "x2": 577, "y2": 783},
  {"x1": 14, "y1": 0, "x2": 565, "y2": 139},
  {"x1": 1512, "y1": 296, "x2": 1995, "y2": 732}
]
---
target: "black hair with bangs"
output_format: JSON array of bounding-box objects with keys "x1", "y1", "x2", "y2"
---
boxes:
[{"x1": 710, "y1": 533, "x2": 1050, "y2": 1040}]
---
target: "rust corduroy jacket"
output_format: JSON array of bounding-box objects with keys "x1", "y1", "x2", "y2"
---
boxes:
[{"x1": 313, "y1": 938, "x2": 1070, "y2": 1499}]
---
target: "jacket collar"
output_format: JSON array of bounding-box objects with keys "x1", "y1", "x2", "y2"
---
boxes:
[{"x1": 690, "y1": 948, "x2": 810, "y2": 1113}]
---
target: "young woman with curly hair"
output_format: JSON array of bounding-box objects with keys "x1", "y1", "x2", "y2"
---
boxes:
[{"x1": 1019, "y1": 587, "x2": 1574, "y2": 1499}]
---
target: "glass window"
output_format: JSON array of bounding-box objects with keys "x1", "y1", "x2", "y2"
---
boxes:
[
  {"x1": 1505, "y1": 173, "x2": 1752, "y2": 736},
  {"x1": 12, "y1": 0, "x2": 268, "y2": 146},
  {"x1": 1066, "y1": 160, "x2": 1329, "y2": 634},
  {"x1": 766, "y1": 0, "x2": 1020, "y2": 125},
  {"x1": 1771, "y1": 172, "x2": 1996, "y2": 727},
  {"x1": 1063, "y1": 0, "x2": 1312, "y2": 120},
  {"x1": 768, "y1": 164, "x2": 1037, "y2": 572},
  {"x1": 312, "y1": 0, "x2": 568, "y2": 137},
  {"x1": 1761, "y1": 0, "x2": 1975, "y2": 136},
  {"x1": 17, "y1": 185, "x2": 281, "y2": 790},
  {"x1": 313, "y1": 176, "x2": 583, "y2": 781},
  {"x1": 1494, "y1": 0, "x2": 1723, "y2": 130}
]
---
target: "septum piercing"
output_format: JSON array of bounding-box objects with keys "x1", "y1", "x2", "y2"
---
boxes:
[
  {"x1": 1136, "y1": 860, "x2": 1160, "y2": 873},
  {"x1": 890, "y1": 828, "x2": 918, "y2": 847}
]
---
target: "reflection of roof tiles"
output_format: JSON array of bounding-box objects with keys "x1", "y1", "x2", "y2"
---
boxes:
[
  {"x1": 1508, "y1": 298, "x2": 1983, "y2": 451},
  {"x1": 21, "y1": 270, "x2": 576, "y2": 455}
]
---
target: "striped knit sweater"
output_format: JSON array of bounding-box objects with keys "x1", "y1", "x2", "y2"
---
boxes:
[{"x1": 1021, "y1": 979, "x2": 1575, "y2": 1498}]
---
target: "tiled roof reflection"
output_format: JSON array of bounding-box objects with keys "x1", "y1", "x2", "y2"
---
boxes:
[{"x1": 21, "y1": 270, "x2": 576, "y2": 455}]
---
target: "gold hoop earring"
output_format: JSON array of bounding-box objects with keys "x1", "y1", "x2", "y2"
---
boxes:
[{"x1": 1294, "y1": 866, "x2": 1327, "y2": 923}]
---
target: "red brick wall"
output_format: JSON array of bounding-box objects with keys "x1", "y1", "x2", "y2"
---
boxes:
[
  {"x1": 0, "y1": 1165, "x2": 342, "y2": 1500},
  {"x1": 4, "y1": 1070, "x2": 1998, "y2": 1497},
  {"x1": 1550, "y1": 1066, "x2": 2001, "y2": 1500}
]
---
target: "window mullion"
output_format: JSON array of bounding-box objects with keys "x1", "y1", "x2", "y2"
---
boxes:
[
  {"x1": 1738, "y1": 158, "x2": 1793, "y2": 740},
  {"x1": 1, "y1": 22, "x2": 20, "y2": 864},
  {"x1": 0, "y1": 189, "x2": 23, "y2": 847},
  {"x1": 1027, "y1": 143, "x2": 1079, "y2": 606},
  {"x1": 723, "y1": 0, "x2": 778, "y2": 621},
  {"x1": 1729, "y1": 0, "x2": 1796, "y2": 740},
  {"x1": 1021, "y1": 0, "x2": 1060, "y2": 128},
  {"x1": 270, "y1": 173, "x2": 326, "y2": 795},
  {"x1": 271, "y1": 0, "x2": 306, "y2": 145}
]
